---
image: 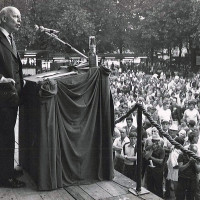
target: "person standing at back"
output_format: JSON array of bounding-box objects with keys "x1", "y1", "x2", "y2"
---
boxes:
[
  {"x1": 113, "y1": 127, "x2": 129, "y2": 173},
  {"x1": 0, "y1": 6, "x2": 25, "y2": 188}
]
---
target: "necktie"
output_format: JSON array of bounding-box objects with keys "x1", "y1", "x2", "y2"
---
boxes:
[{"x1": 8, "y1": 34, "x2": 17, "y2": 55}]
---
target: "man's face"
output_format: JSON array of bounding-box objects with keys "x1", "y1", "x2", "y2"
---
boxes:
[
  {"x1": 126, "y1": 119, "x2": 132, "y2": 127},
  {"x1": 172, "y1": 99, "x2": 177, "y2": 106},
  {"x1": 4, "y1": 8, "x2": 21, "y2": 33},
  {"x1": 115, "y1": 113, "x2": 119, "y2": 119},
  {"x1": 129, "y1": 136, "x2": 137, "y2": 145},
  {"x1": 174, "y1": 79, "x2": 179, "y2": 83},
  {"x1": 152, "y1": 140, "x2": 160, "y2": 150},
  {"x1": 179, "y1": 132, "x2": 186, "y2": 139},
  {"x1": 156, "y1": 90, "x2": 161, "y2": 97},
  {"x1": 123, "y1": 104, "x2": 128, "y2": 112},
  {"x1": 162, "y1": 122, "x2": 169, "y2": 131},
  {"x1": 193, "y1": 135, "x2": 199, "y2": 144},
  {"x1": 169, "y1": 130, "x2": 178, "y2": 139},
  {"x1": 163, "y1": 103, "x2": 169, "y2": 110},
  {"x1": 120, "y1": 129, "x2": 127, "y2": 138}
]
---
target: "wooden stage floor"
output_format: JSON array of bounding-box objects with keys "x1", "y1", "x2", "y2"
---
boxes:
[
  {"x1": 5, "y1": 119, "x2": 163, "y2": 199},
  {"x1": 0, "y1": 170, "x2": 163, "y2": 200}
]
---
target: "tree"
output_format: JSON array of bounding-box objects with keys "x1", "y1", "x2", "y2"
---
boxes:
[
  {"x1": 127, "y1": 0, "x2": 200, "y2": 65},
  {"x1": 1, "y1": 0, "x2": 200, "y2": 68},
  {"x1": 9, "y1": 0, "x2": 95, "y2": 54}
]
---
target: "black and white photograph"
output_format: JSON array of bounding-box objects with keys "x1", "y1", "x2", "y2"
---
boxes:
[{"x1": 0, "y1": 0, "x2": 200, "y2": 199}]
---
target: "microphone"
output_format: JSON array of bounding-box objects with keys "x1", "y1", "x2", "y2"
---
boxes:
[{"x1": 34, "y1": 24, "x2": 59, "y2": 34}]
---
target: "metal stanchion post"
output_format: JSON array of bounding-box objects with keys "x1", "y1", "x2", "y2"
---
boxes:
[
  {"x1": 136, "y1": 107, "x2": 142, "y2": 192},
  {"x1": 129, "y1": 105, "x2": 149, "y2": 196}
]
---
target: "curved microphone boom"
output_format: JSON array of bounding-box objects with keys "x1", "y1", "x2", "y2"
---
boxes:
[
  {"x1": 34, "y1": 24, "x2": 59, "y2": 34},
  {"x1": 34, "y1": 25, "x2": 88, "y2": 59}
]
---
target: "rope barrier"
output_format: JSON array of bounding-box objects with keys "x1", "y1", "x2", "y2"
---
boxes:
[
  {"x1": 115, "y1": 104, "x2": 138, "y2": 124},
  {"x1": 115, "y1": 103, "x2": 200, "y2": 161}
]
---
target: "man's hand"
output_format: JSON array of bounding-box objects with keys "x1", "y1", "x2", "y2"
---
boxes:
[{"x1": 0, "y1": 77, "x2": 15, "y2": 85}]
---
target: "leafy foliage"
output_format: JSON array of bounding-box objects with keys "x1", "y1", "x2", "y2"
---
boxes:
[{"x1": 1, "y1": 0, "x2": 200, "y2": 61}]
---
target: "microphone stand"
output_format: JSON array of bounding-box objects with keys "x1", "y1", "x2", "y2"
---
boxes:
[{"x1": 44, "y1": 32, "x2": 88, "y2": 60}]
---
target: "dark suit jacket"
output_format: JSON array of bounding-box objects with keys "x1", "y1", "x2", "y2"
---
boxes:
[
  {"x1": 170, "y1": 104, "x2": 182, "y2": 125},
  {"x1": 0, "y1": 30, "x2": 24, "y2": 181},
  {"x1": 0, "y1": 31, "x2": 23, "y2": 94},
  {"x1": 125, "y1": 125, "x2": 136, "y2": 137}
]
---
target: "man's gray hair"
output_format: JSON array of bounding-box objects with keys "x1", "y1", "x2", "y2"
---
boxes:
[{"x1": 0, "y1": 6, "x2": 17, "y2": 24}]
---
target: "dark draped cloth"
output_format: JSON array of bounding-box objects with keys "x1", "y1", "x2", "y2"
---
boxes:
[{"x1": 20, "y1": 66, "x2": 114, "y2": 190}]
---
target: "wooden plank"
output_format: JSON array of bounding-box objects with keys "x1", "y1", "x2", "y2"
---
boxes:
[
  {"x1": 65, "y1": 185, "x2": 94, "y2": 200},
  {"x1": 39, "y1": 189, "x2": 75, "y2": 200},
  {"x1": 56, "y1": 189, "x2": 76, "y2": 200},
  {"x1": 39, "y1": 192, "x2": 61, "y2": 200},
  {"x1": 96, "y1": 181, "x2": 127, "y2": 196},
  {"x1": 113, "y1": 170, "x2": 136, "y2": 189},
  {"x1": 15, "y1": 194, "x2": 43, "y2": 200},
  {"x1": 12, "y1": 170, "x2": 49, "y2": 200},
  {"x1": 12, "y1": 171, "x2": 39, "y2": 198},
  {"x1": 141, "y1": 192, "x2": 163, "y2": 200},
  {"x1": 0, "y1": 169, "x2": 162, "y2": 200},
  {"x1": 12, "y1": 171, "x2": 75, "y2": 200},
  {"x1": 0, "y1": 188, "x2": 18, "y2": 200},
  {"x1": 102, "y1": 193, "x2": 147, "y2": 200},
  {"x1": 113, "y1": 171, "x2": 163, "y2": 200},
  {"x1": 12, "y1": 189, "x2": 42, "y2": 199},
  {"x1": 1, "y1": 170, "x2": 74, "y2": 200},
  {"x1": 0, "y1": 170, "x2": 42, "y2": 200},
  {"x1": 80, "y1": 183, "x2": 113, "y2": 200}
]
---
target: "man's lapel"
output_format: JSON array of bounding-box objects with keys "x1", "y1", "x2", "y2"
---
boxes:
[{"x1": 0, "y1": 31, "x2": 18, "y2": 58}]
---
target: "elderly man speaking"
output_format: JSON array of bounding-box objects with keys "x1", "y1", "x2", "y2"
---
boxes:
[{"x1": 0, "y1": 6, "x2": 25, "y2": 188}]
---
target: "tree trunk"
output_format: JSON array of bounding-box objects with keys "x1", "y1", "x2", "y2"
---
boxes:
[
  {"x1": 150, "y1": 36, "x2": 154, "y2": 65},
  {"x1": 161, "y1": 48, "x2": 164, "y2": 60},
  {"x1": 169, "y1": 47, "x2": 172, "y2": 66},
  {"x1": 178, "y1": 42, "x2": 182, "y2": 67},
  {"x1": 150, "y1": 47, "x2": 154, "y2": 65},
  {"x1": 119, "y1": 42, "x2": 123, "y2": 68}
]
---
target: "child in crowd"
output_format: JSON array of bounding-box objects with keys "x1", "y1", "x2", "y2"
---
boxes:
[{"x1": 121, "y1": 131, "x2": 137, "y2": 181}]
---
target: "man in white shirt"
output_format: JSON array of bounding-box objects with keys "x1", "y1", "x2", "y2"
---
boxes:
[
  {"x1": 158, "y1": 101, "x2": 172, "y2": 124},
  {"x1": 125, "y1": 116, "x2": 136, "y2": 137},
  {"x1": 121, "y1": 131, "x2": 137, "y2": 180},
  {"x1": 168, "y1": 76, "x2": 179, "y2": 90},
  {"x1": 183, "y1": 100, "x2": 200, "y2": 126},
  {"x1": 113, "y1": 127, "x2": 130, "y2": 173}
]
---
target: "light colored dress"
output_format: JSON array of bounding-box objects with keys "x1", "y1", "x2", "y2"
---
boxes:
[{"x1": 167, "y1": 148, "x2": 182, "y2": 181}]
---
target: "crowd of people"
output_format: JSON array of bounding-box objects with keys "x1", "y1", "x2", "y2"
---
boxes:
[
  {"x1": 111, "y1": 62, "x2": 200, "y2": 200},
  {"x1": 0, "y1": 4, "x2": 199, "y2": 197}
]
